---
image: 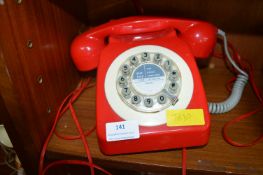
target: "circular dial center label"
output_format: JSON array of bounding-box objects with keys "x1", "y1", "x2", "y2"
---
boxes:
[{"x1": 131, "y1": 63, "x2": 166, "y2": 95}]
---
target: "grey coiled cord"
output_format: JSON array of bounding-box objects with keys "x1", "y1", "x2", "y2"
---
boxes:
[
  {"x1": 208, "y1": 74, "x2": 248, "y2": 113},
  {"x1": 208, "y1": 30, "x2": 249, "y2": 114}
]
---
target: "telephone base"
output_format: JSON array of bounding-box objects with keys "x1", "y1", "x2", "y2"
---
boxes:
[{"x1": 96, "y1": 29, "x2": 211, "y2": 155}]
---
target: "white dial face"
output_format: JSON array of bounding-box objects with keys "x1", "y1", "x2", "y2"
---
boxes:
[
  {"x1": 131, "y1": 63, "x2": 166, "y2": 95},
  {"x1": 116, "y1": 52, "x2": 182, "y2": 113},
  {"x1": 104, "y1": 45, "x2": 193, "y2": 126}
]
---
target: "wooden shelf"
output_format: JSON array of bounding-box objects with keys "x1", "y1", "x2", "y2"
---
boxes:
[{"x1": 47, "y1": 36, "x2": 263, "y2": 174}]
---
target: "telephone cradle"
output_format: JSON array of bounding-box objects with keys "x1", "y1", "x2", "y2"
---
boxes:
[{"x1": 70, "y1": 16, "x2": 218, "y2": 155}]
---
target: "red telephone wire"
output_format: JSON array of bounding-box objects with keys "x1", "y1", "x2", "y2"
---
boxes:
[
  {"x1": 182, "y1": 148, "x2": 187, "y2": 175},
  {"x1": 54, "y1": 83, "x2": 96, "y2": 140},
  {"x1": 214, "y1": 41, "x2": 263, "y2": 147},
  {"x1": 39, "y1": 78, "x2": 111, "y2": 175}
]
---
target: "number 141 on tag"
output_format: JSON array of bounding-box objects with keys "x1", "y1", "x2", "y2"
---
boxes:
[{"x1": 116, "y1": 124, "x2": 125, "y2": 130}]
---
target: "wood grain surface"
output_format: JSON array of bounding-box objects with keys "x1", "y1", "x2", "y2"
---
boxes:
[
  {"x1": 51, "y1": 0, "x2": 263, "y2": 34},
  {"x1": 47, "y1": 34, "x2": 263, "y2": 175},
  {"x1": 0, "y1": 0, "x2": 81, "y2": 174}
]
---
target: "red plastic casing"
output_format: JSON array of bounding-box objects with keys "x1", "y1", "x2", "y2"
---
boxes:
[{"x1": 70, "y1": 16, "x2": 217, "y2": 155}]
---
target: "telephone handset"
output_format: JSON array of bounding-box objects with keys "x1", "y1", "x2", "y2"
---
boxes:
[
  {"x1": 71, "y1": 16, "x2": 217, "y2": 155},
  {"x1": 71, "y1": 16, "x2": 217, "y2": 71}
]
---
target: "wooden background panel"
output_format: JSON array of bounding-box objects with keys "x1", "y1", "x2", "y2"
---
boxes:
[
  {"x1": 0, "y1": 0, "x2": 82, "y2": 174},
  {"x1": 140, "y1": 0, "x2": 263, "y2": 34},
  {"x1": 50, "y1": 0, "x2": 263, "y2": 34},
  {"x1": 49, "y1": 0, "x2": 136, "y2": 25},
  {"x1": 0, "y1": 3, "x2": 42, "y2": 173}
]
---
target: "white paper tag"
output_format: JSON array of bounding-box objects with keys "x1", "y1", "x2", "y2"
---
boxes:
[{"x1": 106, "y1": 120, "x2": 140, "y2": 142}]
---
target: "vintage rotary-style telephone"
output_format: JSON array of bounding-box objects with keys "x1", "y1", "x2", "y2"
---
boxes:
[{"x1": 70, "y1": 16, "x2": 248, "y2": 155}]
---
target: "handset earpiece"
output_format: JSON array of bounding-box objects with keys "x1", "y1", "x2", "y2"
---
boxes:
[
  {"x1": 178, "y1": 22, "x2": 217, "y2": 58},
  {"x1": 71, "y1": 31, "x2": 107, "y2": 71}
]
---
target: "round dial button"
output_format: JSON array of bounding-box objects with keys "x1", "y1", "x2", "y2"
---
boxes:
[
  {"x1": 142, "y1": 52, "x2": 150, "y2": 61},
  {"x1": 122, "y1": 64, "x2": 130, "y2": 75},
  {"x1": 169, "y1": 82, "x2": 177, "y2": 93},
  {"x1": 131, "y1": 95, "x2": 141, "y2": 104},
  {"x1": 122, "y1": 87, "x2": 131, "y2": 98},
  {"x1": 163, "y1": 60, "x2": 172, "y2": 71},
  {"x1": 154, "y1": 53, "x2": 162, "y2": 63},
  {"x1": 157, "y1": 94, "x2": 167, "y2": 104},
  {"x1": 144, "y1": 98, "x2": 153, "y2": 107},
  {"x1": 131, "y1": 63, "x2": 166, "y2": 96},
  {"x1": 169, "y1": 70, "x2": 177, "y2": 81},
  {"x1": 130, "y1": 56, "x2": 139, "y2": 65},
  {"x1": 118, "y1": 76, "x2": 127, "y2": 87}
]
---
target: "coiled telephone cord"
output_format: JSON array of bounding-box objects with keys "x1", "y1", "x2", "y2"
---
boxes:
[
  {"x1": 209, "y1": 29, "x2": 249, "y2": 114},
  {"x1": 208, "y1": 74, "x2": 248, "y2": 113},
  {"x1": 210, "y1": 29, "x2": 263, "y2": 147}
]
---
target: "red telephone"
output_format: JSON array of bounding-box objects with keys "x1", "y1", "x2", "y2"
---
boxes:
[{"x1": 71, "y1": 16, "x2": 217, "y2": 155}]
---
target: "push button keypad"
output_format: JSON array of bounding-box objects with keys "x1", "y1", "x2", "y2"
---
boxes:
[{"x1": 116, "y1": 52, "x2": 182, "y2": 113}]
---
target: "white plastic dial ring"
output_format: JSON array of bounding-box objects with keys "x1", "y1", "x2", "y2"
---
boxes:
[{"x1": 104, "y1": 45, "x2": 194, "y2": 126}]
